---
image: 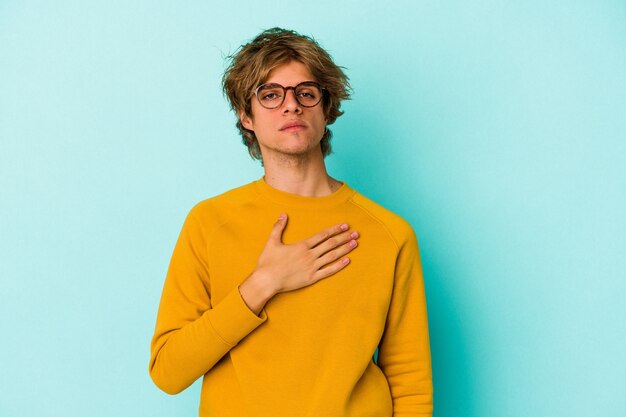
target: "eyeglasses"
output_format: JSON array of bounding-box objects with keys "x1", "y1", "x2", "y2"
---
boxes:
[{"x1": 254, "y1": 81, "x2": 326, "y2": 109}]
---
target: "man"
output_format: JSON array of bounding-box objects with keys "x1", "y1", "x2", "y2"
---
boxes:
[{"x1": 150, "y1": 28, "x2": 433, "y2": 417}]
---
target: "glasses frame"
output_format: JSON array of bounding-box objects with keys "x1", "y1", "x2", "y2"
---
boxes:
[{"x1": 254, "y1": 81, "x2": 326, "y2": 109}]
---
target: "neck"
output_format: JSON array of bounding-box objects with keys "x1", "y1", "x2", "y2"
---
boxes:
[{"x1": 262, "y1": 150, "x2": 340, "y2": 197}]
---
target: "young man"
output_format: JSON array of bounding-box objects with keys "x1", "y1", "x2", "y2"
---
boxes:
[{"x1": 150, "y1": 28, "x2": 433, "y2": 417}]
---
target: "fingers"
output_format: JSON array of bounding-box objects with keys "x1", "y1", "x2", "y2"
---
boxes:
[
  {"x1": 311, "y1": 230, "x2": 359, "y2": 258},
  {"x1": 268, "y1": 213, "x2": 288, "y2": 244},
  {"x1": 304, "y1": 223, "x2": 349, "y2": 248},
  {"x1": 314, "y1": 237, "x2": 358, "y2": 270},
  {"x1": 314, "y1": 257, "x2": 351, "y2": 281}
]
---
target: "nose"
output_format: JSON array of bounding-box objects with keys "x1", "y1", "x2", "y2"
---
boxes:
[{"x1": 282, "y1": 87, "x2": 302, "y2": 113}]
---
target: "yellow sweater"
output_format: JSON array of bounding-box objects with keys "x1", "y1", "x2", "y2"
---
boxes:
[{"x1": 150, "y1": 178, "x2": 433, "y2": 417}]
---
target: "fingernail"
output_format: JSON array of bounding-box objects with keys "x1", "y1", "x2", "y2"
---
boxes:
[
  {"x1": 279, "y1": 214, "x2": 287, "y2": 220},
  {"x1": 349, "y1": 240, "x2": 357, "y2": 247},
  {"x1": 342, "y1": 258, "x2": 350, "y2": 265},
  {"x1": 340, "y1": 223, "x2": 349, "y2": 230},
  {"x1": 350, "y1": 232, "x2": 359, "y2": 239}
]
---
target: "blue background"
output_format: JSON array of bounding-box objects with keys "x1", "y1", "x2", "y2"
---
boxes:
[{"x1": 1, "y1": 1, "x2": 624, "y2": 416}]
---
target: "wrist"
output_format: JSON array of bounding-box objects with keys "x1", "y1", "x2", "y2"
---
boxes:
[
  {"x1": 238, "y1": 270, "x2": 277, "y2": 315},
  {"x1": 249, "y1": 269, "x2": 278, "y2": 299}
]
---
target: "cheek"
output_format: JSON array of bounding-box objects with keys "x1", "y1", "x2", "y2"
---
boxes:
[{"x1": 316, "y1": 113, "x2": 328, "y2": 129}]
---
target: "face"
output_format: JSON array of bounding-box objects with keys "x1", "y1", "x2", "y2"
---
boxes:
[{"x1": 239, "y1": 61, "x2": 328, "y2": 161}]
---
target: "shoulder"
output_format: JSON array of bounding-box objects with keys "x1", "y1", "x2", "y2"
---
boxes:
[
  {"x1": 185, "y1": 182, "x2": 260, "y2": 233},
  {"x1": 348, "y1": 190, "x2": 417, "y2": 248}
]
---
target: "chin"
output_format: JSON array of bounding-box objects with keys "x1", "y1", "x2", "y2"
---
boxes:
[{"x1": 263, "y1": 144, "x2": 323, "y2": 160}]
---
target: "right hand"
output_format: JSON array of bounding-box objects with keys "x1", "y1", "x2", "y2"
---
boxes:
[
  {"x1": 239, "y1": 214, "x2": 359, "y2": 314},
  {"x1": 254, "y1": 213, "x2": 359, "y2": 295}
]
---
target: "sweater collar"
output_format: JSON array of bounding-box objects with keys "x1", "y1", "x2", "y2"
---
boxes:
[{"x1": 253, "y1": 177, "x2": 355, "y2": 210}]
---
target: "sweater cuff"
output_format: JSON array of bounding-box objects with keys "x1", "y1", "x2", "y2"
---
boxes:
[{"x1": 207, "y1": 287, "x2": 267, "y2": 346}]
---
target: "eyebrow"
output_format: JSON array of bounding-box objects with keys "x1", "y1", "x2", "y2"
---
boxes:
[{"x1": 259, "y1": 80, "x2": 318, "y2": 87}]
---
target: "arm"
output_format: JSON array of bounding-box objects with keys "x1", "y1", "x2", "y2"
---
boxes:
[
  {"x1": 378, "y1": 228, "x2": 433, "y2": 417},
  {"x1": 149, "y1": 211, "x2": 360, "y2": 394},
  {"x1": 149, "y1": 210, "x2": 267, "y2": 394}
]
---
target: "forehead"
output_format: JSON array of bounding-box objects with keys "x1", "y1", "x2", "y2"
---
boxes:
[{"x1": 264, "y1": 60, "x2": 316, "y2": 85}]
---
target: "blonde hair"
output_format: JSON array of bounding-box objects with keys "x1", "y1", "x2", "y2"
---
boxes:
[{"x1": 222, "y1": 28, "x2": 351, "y2": 160}]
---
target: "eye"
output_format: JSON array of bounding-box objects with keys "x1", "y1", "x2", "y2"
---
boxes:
[
  {"x1": 297, "y1": 88, "x2": 319, "y2": 99},
  {"x1": 295, "y1": 83, "x2": 322, "y2": 102},
  {"x1": 257, "y1": 85, "x2": 284, "y2": 102},
  {"x1": 261, "y1": 92, "x2": 280, "y2": 101},
  {"x1": 298, "y1": 90, "x2": 315, "y2": 98}
]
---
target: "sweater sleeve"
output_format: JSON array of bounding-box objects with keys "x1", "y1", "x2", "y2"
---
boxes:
[
  {"x1": 149, "y1": 208, "x2": 267, "y2": 395},
  {"x1": 378, "y1": 228, "x2": 433, "y2": 417}
]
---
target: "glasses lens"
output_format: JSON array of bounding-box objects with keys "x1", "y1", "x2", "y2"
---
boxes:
[
  {"x1": 295, "y1": 82, "x2": 322, "y2": 107},
  {"x1": 257, "y1": 84, "x2": 285, "y2": 109}
]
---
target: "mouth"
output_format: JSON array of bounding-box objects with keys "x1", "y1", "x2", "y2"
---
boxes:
[{"x1": 280, "y1": 121, "x2": 307, "y2": 131}]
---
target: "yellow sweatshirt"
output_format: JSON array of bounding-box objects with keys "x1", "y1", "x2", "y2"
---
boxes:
[{"x1": 150, "y1": 178, "x2": 433, "y2": 417}]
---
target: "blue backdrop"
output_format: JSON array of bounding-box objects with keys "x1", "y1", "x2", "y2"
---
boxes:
[{"x1": 1, "y1": 1, "x2": 624, "y2": 416}]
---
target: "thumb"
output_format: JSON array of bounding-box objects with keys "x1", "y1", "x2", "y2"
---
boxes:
[{"x1": 268, "y1": 213, "x2": 288, "y2": 244}]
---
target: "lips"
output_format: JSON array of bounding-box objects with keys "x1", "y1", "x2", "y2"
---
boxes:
[{"x1": 280, "y1": 120, "x2": 306, "y2": 131}]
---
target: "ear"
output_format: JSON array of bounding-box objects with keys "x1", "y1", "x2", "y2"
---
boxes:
[{"x1": 238, "y1": 110, "x2": 254, "y2": 131}]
